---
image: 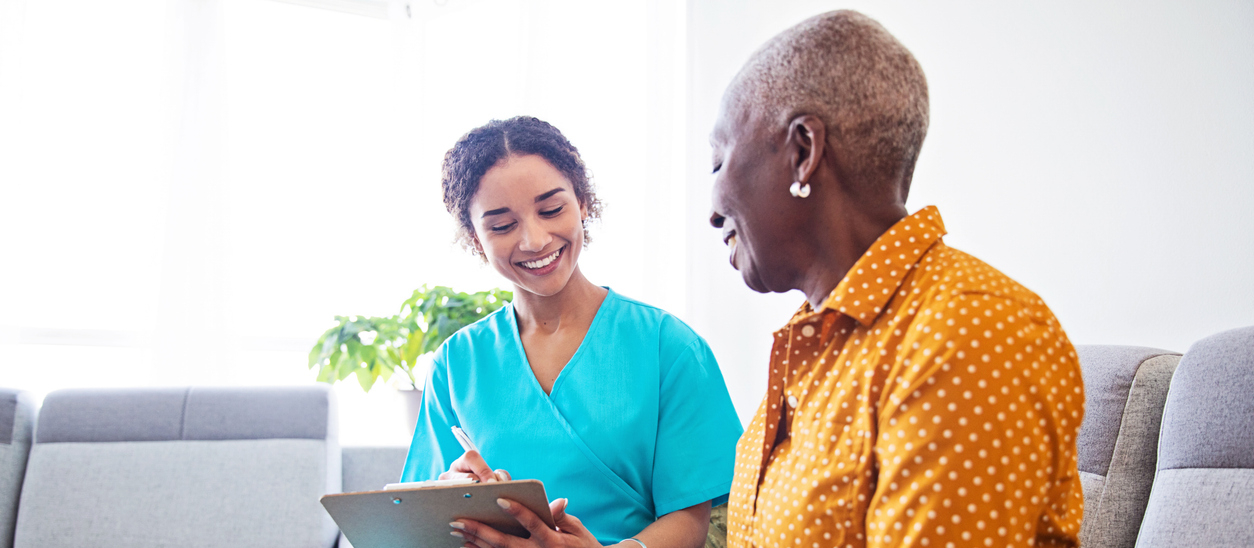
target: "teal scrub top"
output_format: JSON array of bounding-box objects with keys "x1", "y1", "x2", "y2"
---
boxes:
[{"x1": 401, "y1": 289, "x2": 743, "y2": 543}]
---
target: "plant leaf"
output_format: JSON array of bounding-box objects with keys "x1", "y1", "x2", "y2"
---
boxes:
[{"x1": 355, "y1": 367, "x2": 376, "y2": 392}]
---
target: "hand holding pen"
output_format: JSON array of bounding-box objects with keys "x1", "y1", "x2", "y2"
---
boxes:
[{"x1": 439, "y1": 426, "x2": 512, "y2": 483}]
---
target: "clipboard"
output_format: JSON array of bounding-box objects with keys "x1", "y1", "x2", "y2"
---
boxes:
[{"x1": 320, "y1": 480, "x2": 556, "y2": 548}]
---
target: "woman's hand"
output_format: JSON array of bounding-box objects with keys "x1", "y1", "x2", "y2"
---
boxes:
[
  {"x1": 451, "y1": 497, "x2": 601, "y2": 548},
  {"x1": 439, "y1": 450, "x2": 512, "y2": 483}
]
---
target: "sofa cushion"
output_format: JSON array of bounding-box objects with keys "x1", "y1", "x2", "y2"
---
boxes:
[
  {"x1": 14, "y1": 386, "x2": 340, "y2": 548},
  {"x1": 35, "y1": 386, "x2": 333, "y2": 443},
  {"x1": 1136, "y1": 326, "x2": 1254, "y2": 547},
  {"x1": 0, "y1": 389, "x2": 36, "y2": 548},
  {"x1": 1136, "y1": 468, "x2": 1254, "y2": 547},
  {"x1": 1074, "y1": 346, "x2": 1179, "y2": 548},
  {"x1": 1153, "y1": 327, "x2": 1254, "y2": 470}
]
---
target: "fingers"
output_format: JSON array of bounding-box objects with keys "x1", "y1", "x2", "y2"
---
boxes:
[
  {"x1": 450, "y1": 451, "x2": 497, "y2": 483},
  {"x1": 439, "y1": 471, "x2": 479, "y2": 481},
  {"x1": 494, "y1": 469, "x2": 512, "y2": 482},
  {"x1": 453, "y1": 527, "x2": 497, "y2": 548},
  {"x1": 452, "y1": 519, "x2": 514, "y2": 548},
  {"x1": 546, "y1": 500, "x2": 595, "y2": 545},
  {"x1": 554, "y1": 509, "x2": 587, "y2": 536},
  {"x1": 496, "y1": 498, "x2": 557, "y2": 542},
  {"x1": 548, "y1": 498, "x2": 568, "y2": 523}
]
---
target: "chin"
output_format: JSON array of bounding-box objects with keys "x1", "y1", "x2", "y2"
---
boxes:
[
  {"x1": 741, "y1": 261, "x2": 796, "y2": 295},
  {"x1": 740, "y1": 266, "x2": 771, "y2": 294},
  {"x1": 512, "y1": 268, "x2": 575, "y2": 298}
]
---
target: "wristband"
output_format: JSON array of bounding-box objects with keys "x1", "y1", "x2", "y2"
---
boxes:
[{"x1": 623, "y1": 538, "x2": 647, "y2": 548}]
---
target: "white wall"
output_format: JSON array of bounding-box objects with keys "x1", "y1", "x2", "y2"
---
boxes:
[
  {"x1": 0, "y1": 0, "x2": 689, "y2": 445},
  {"x1": 684, "y1": 0, "x2": 1254, "y2": 424},
  {"x1": 2, "y1": 0, "x2": 1251, "y2": 435}
]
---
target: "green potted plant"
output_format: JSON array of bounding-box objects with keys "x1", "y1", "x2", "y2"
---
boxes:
[{"x1": 308, "y1": 285, "x2": 511, "y2": 430}]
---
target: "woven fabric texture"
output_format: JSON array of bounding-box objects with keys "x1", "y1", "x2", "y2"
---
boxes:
[
  {"x1": 14, "y1": 440, "x2": 338, "y2": 548},
  {"x1": 0, "y1": 390, "x2": 35, "y2": 548},
  {"x1": 1078, "y1": 353, "x2": 1178, "y2": 548},
  {"x1": 36, "y1": 386, "x2": 334, "y2": 444},
  {"x1": 1136, "y1": 468, "x2": 1254, "y2": 547}
]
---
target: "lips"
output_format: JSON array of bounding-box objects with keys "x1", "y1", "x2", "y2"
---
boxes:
[{"x1": 516, "y1": 245, "x2": 565, "y2": 275}]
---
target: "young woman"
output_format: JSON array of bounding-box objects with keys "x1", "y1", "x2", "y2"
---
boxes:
[{"x1": 401, "y1": 116, "x2": 742, "y2": 548}]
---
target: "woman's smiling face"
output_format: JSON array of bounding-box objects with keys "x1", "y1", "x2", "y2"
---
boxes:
[{"x1": 468, "y1": 154, "x2": 588, "y2": 298}]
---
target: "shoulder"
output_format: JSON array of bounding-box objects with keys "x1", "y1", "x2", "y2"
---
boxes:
[
  {"x1": 888, "y1": 242, "x2": 1078, "y2": 390},
  {"x1": 602, "y1": 289, "x2": 704, "y2": 347},
  {"x1": 435, "y1": 305, "x2": 514, "y2": 359},
  {"x1": 906, "y1": 242, "x2": 1058, "y2": 326},
  {"x1": 600, "y1": 289, "x2": 712, "y2": 370}
]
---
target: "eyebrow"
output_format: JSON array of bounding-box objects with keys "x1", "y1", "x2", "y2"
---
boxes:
[
  {"x1": 479, "y1": 188, "x2": 567, "y2": 218},
  {"x1": 535, "y1": 188, "x2": 565, "y2": 202}
]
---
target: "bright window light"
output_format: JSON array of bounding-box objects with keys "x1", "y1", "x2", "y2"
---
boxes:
[{"x1": 0, "y1": 0, "x2": 686, "y2": 445}]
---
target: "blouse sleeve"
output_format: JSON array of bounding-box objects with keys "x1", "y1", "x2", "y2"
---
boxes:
[
  {"x1": 400, "y1": 345, "x2": 466, "y2": 482},
  {"x1": 865, "y1": 294, "x2": 1084, "y2": 547},
  {"x1": 650, "y1": 320, "x2": 745, "y2": 516}
]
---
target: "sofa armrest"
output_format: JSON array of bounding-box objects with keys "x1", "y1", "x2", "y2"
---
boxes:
[{"x1": 341, "y1": 446, "x2": 408, "y2": 494}]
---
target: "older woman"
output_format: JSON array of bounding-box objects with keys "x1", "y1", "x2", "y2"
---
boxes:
[
  {"x1": 401, "y1": 116, "x2": 742, "y2": 548},
  {"x1": 707, "y1": 11, "x2": 1084, "y2": 548}
]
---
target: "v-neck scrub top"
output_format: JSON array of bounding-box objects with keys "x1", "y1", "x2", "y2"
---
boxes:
[{"x1": 401, "y1": 289, "x2": 743, "y2": 543}]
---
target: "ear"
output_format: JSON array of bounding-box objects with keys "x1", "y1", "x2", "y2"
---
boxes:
[
  {"x1": 786, "y1": 115, "x2": 827, "y2": 186},
  {"x1": 470, "y1": 233, "x2": 486, "y2": 258}
]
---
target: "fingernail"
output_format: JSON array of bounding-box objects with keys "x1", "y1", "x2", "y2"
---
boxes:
[
  {"x1": 450, "y1": 531, "x2": 464, "y2": 538},
  {"x1": 449, "y1": 522, "x2": 465, "y2": 530},
  {"x1": 496, "y1": 498, "x2": 510, "y2": 509}
]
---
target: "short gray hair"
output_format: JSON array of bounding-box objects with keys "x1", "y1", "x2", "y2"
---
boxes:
[{"x1": 728, "y1": 10, "x2": 929, "y2": 200}]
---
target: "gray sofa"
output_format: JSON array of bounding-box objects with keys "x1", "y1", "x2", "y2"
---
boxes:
[
  {"x1": 0, "y1": 390, "x2": 35, "y2": 548},
  {"x1": 1076, "y1": 346, "x2": 1180, "y2": 548},
  {"x1": 1075, "y1": 326, "x2": 1254, "y2": 548},
  {"x1": 0, "y1": 326, "x2": 1251, "y2": 547},
  {"x1": 0, "y1": 385, "x2": 408, "y2": 548}
]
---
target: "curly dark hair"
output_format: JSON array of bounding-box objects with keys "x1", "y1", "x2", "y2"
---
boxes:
[{"x1": 441, "y1": 116, "x2": 603, "y2": 260}]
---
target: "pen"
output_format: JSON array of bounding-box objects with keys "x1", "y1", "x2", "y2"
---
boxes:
[
  {"x1": 451, "y1": 425, "x2": 479, "y2": 454},
  {"x1": 452, "y1": 426, "x2": 509, "y2": 482}
]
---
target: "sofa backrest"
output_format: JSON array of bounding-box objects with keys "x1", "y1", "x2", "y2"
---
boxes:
[
  {"x1": 13, "y1": 386, "x2": 341, "y2": 548},
  {"x1": 1135, "y1": 326, "x2": 1254, "y2": 547},
  {"x1": 1074, "y1": 346, "x2": 1180, "y2": 548},
  {"x1": 0, "y1": 389, "x2": 36, "y2": 548}
]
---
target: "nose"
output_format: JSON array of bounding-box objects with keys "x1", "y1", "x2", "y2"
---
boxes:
[
  {"x1": 518, "y1": 219, "x2": 551, "y2": 253},
  {"x1": 709, "y1": 210, "x2": 725, "y2": 229}
]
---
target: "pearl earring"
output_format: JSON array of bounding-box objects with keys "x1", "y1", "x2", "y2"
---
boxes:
[{"x1": 789, "y1": 181, "x2": 811, "y2": 198}]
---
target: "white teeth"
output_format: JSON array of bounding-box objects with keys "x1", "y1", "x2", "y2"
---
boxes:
[
  {"x1": 522, "y1": 247, "x2": 562, "y2": 269},
  {"x1": 728, "y1": 234, "x2": 737, "y2": 247}
]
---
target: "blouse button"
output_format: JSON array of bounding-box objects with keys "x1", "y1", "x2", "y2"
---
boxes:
[{"x1": 787, "y1": 395, "x2": 799, "y2": 408}]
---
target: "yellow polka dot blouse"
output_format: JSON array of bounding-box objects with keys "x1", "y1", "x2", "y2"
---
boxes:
[{"x1": 726, "y1": 206, "x2": 1084, "y2": 548}]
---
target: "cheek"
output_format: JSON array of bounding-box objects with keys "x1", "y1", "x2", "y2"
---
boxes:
[
  {"x1": 725, "y1": 165, "x2": 768, "y2": 209},
  {"x1": 474, "y1": 231, "x2": 509, "y2": 261}
]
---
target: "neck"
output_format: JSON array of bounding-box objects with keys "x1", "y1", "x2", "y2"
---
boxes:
[
  {"x1": 797, "y1": 198, "x2": 908, "y2": 310},
  {"x1": 511, "y1": 268, "x2": 607, "y2": 334}
]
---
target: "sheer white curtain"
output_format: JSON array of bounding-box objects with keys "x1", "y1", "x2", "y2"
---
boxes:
[{"x1": 0, "y1": 0, "x2": 688, "y2": 444}]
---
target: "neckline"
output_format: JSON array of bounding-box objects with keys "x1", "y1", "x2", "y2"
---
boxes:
[{"x1": 506, "y1": 288, "x2": 615, "y2": 398}]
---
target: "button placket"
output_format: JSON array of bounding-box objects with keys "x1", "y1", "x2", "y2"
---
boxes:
[{"x1": 747, "y1": 328, "x2": 791, "y2": 522}]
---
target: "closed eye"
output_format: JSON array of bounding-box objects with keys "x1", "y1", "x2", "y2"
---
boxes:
[
  {"x1": 711, "y1": 162, "x2": 722, "y2": 174},
  {"x1": 540, "y1": 206, "x2": 564, "y2": 217},
  {"x1": 490, "y1": 221, "x2": 517, "y2": 233}
]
